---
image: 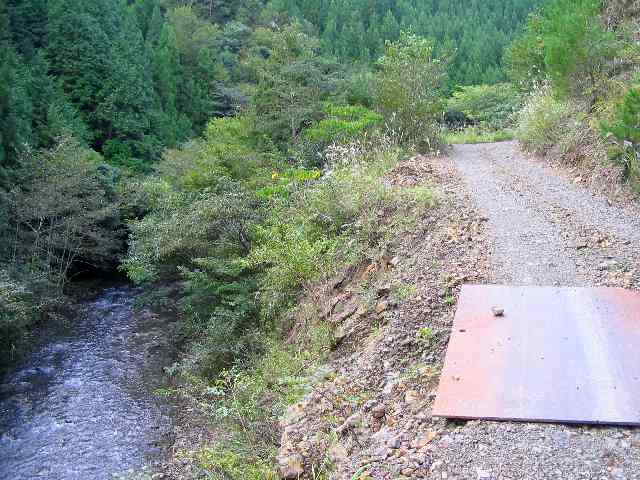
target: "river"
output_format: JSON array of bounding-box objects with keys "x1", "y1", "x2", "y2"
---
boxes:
[{"x1": 0, "y1": 286, "x2": 175, "y2": 479}]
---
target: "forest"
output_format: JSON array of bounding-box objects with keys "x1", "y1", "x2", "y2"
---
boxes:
[
  {"x1": 2, "y1": 0, "x2": 640, "y2": 478},
  {"x1": 0, "y1": 0, "x2": 539, "y2": 369}
]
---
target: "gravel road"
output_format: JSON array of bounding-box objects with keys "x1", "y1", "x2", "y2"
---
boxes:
[
  {"x1": 430, "y1": 141, "x2": 640, "y2": 479},
  {"x1": 453, "y1": 141, "x2": 640, "y2": 288}
]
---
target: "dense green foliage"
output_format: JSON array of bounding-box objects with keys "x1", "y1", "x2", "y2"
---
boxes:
[
  {"x1": 602, "y1": 87, "x2": 640, "y2": 186},
  {"x1": 0, "y1": 0, "x2": 257, "y2": 172},
  {"x1": 0, "y1": 0, "x2": 544, "y2": 178},
  {"x1": 511, "y1": 0, "x2": 640, "y2": 190},
  {"x1": 507, "y1": 0, "x2": 621, "y2": 102},
  {"x1": 274, "y1": 0, "x2": 544, "y2": 88},
  {"x1": 448, "y1": 83, "x2": 522, "y2": 130},
  {"x1": 375, "y1": 32, "x2": 448, "y2": 152}
]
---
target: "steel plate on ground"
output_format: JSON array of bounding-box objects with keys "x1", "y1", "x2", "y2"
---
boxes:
[{"x1": 432, "y1": 285, "x2": 640, "y2": 425}]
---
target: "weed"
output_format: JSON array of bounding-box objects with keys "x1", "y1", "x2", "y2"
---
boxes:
[
  {"x1": 392, "y1": 283, "x2": 418, "y2": 301},
  {"x1": 416, "y1": 327, "x2": 435, "y2": 344},
  {"x1": 446, "y1": 127, "x2": 515, "y2": 144},
  {"x1": 351, "y1": 465, "x2": 373, "y2": 480},
  {"x1": 186, "y1": 446, "x2": 278, "y2": 480},
  {"x1": 516, "y1": 86, "x2": 573, "y2": 154}
]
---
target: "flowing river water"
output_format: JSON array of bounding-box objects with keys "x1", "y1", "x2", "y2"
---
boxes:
[{"x1": 0, "y1": 286, "x2": 175, "y2": 479}]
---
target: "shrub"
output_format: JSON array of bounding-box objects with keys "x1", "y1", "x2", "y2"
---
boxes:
[
  {"x1": 516, "y1": 86, "x2": 573, "y2": 154},
  {"x1": 340, "y1": 69, "x2": 376, "y2": 108},
  {"x1": 602, "y1": 86, "x2": 640, "y2": 186},
  {"x1": 375, "y1": 32, "x2": 449, "y2": 152},
  {"x1": 507, "y1": 0, "x2": 619, "y2": 102},
  {"x1": 123, "y1": 180, "x2": 262, "y2": 283},
  {"x1": 448, "y1": 83, "x2": 522, "y2": 130},
  {"x1": 0, "y1": 270, "x2": 38, "y2": 369},
  {"x1": 156, "y1": 116, "x2": 276, "y2": 193},
  {"x1": 248, "y1": 144, "x2": 429, "y2": 315},
  {"x1": 177, "y1": 258, "x2": 260, "y2": 377},
  {"x1": 305, "y1": 105, "x2": 383, "y2": 145},
  {"x1": 1, "y1": 137, "x2": 122, "y2": 287},
  {"x1": 300, "y1": 104, "x2": 383, "y2": 165}
]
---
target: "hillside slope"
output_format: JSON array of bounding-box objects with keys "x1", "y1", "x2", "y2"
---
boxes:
[{"x1": 276, "y1": 142, "x2": 640, "y2": 479}]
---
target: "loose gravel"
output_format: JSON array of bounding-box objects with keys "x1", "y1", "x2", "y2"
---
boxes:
[
  {"x1": 431, "y1": 141, "x2": 640, "y2": 480},
  {"x1": 453, "y1": 141, "x2": 640, "y2": 287}
]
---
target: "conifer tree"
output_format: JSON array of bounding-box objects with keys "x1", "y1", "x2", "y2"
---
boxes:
[
  {"x1": 0, "y1": 0, "x2": 32, "y2": 183},
  {"x1": 97, "y1": 3, "x2": 158, "y2": 167}
]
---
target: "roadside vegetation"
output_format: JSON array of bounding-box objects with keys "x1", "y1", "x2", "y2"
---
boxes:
[
  {"x1": 444, "y1": 83, "x2": 521, "y2": 144},
  {"x1": 121, "y1": 32, "x2": 443, "y2": 477},
  {"x1": 509, "y1": 0, "x2": 640, "y2": 191},
  {"x1": 4, "y1": 0, "x2": 639, "y2": 477}
]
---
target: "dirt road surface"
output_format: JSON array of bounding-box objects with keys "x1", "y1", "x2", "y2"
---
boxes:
[{"x1": 431, "y1": 141, "x2": 640, "y2": 479}]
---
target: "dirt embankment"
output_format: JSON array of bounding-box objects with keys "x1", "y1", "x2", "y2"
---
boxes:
[{"x1": 277, "y1": 142, "x2": 640, "y2": 480}]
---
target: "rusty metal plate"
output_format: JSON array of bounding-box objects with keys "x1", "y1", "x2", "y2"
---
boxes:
[{"x1": 433, "y1": 285, "x2": 640, "y2": 425}]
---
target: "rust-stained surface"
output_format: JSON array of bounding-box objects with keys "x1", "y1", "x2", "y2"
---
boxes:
[{"x1": 433, "y1": 285, "x2": 640, "y2": 425}]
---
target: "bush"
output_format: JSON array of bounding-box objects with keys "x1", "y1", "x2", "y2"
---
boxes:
[
  {"x1": 339, "y1": 69, "x2": 376, "y2": 108},
  {"x1": 123, "y1": 180, "x2": 262, "y2": 283},
  {"x1": 305, "y1": 105, "x2": 383, "y2": 145},
  {"x1": 248, "y1": 143, "x2": 430, "y2": 315},
  {"x1": 506, "y1": 0, "x2": 619, "y2": 102},
  {"x1": 155, "y1": 116, "x2": 276, "y2": 193},
  {"x1": 0, "y1": 270, "x2": 38, "y2": 369},
  {"x1": 516, "y1": 86, "x2": 574, "y2": 154},
  {"x1": 448, "y1": 83, "x2": 522, "y2": 130},
  {"x1": 375, "y1": 32, "x2": 449, "y2": 152},
  {"x1": 300, "y1": 104, "x2": 383, "y2": 165},
  {"x1": 602, "y1": 86, "x2": 640, "y2": 186},
  {"x1": 177, "y1": 258, "x2": 260, "y2": 377},
  {"x1": 123, "y1": 114, "x2": 277, "y2": 376},
  {"x1": 1, "y1": 137, "x2": 122, "y2": 287}
]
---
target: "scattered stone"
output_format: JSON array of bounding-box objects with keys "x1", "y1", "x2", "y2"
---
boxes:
[
  {"x1": 377, "y1": 284, "x2": 392, "y2": 297},
  {"x1": 372, "y1": 405, "x2": 386, "y2": 418},
  {"x1": 405, "y1": 390, "x2": 422, "y2": 406},
  {"x1": 329, "y1": 443, "x2": 349, "y2": 463},
  {"x1": 491, "y1": 306, "x2": 504, "y2": 317},
  {"x1": 598, "y1": 260, "x2": 618, "y2": 271},
  {"x1": 332, "y1": 305, "x2": 358, "y2": 324},
  {"x1": 279, "y1": 454, "x2": 304, "y2": 479},
  {"x1": 376, "y1": 301, "x2": 389, "y2": 313},
  {"x1": 412, "y1": 431, "x2": 438, "y2": 448},
  {"x1": 336, "y1": 413, "x2": 362, "y2": 434},
  {"x1": 389, "y1": 436, "x2": 402, "y2": 449},
  {"x1": 476, "y1": 468, "x2": 492, "y2": 480}
]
